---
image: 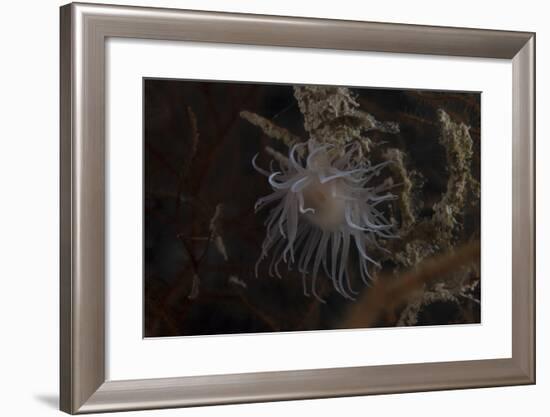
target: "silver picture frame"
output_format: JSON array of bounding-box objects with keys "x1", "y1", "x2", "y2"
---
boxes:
[{"x1": 60, "y1": 2, "x2": 535, "y2": 414}]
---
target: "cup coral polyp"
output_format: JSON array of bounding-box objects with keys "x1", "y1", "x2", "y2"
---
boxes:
[{"x1": 253, "y1": 139, "x2": 396, "y2": 301}]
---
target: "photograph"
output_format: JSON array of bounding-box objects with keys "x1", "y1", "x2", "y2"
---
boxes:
[{"x1": 143, "y1": 79, "x2": 481, "y2": 337}]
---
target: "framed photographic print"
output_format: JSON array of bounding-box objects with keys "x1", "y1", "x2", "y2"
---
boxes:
[{"x1": 60, "y1": 2, "x2": 535, "y2": 414}]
